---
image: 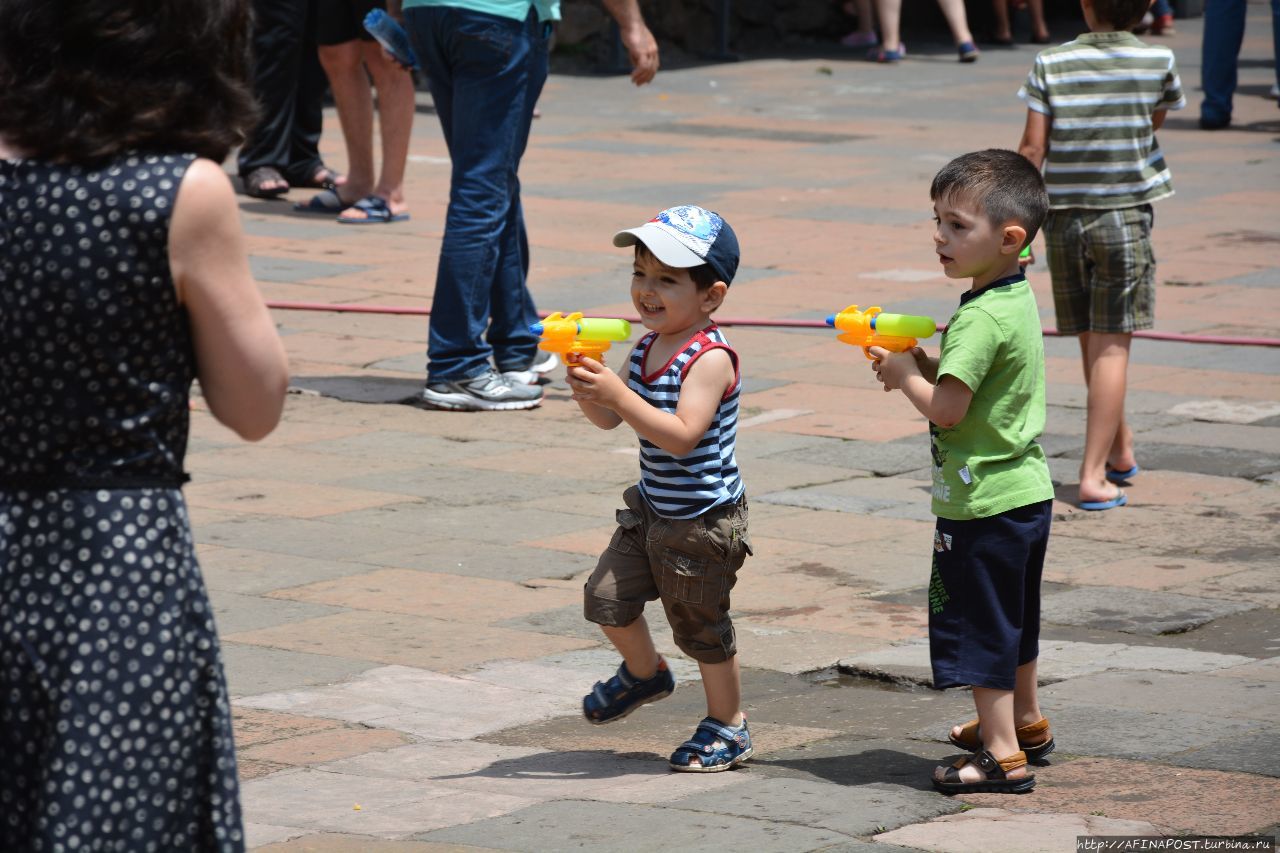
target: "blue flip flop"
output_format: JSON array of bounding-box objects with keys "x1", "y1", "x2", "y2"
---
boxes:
[
  {"x1": 1105, "y1": 464, "x2": 1139, "y2": 484},
  {"x1": 1080, "y1": 490, "x2": 1127, "y2": 511},
  {"x1": 337, "y1": 195, "x2": 410, "y2": 224}
]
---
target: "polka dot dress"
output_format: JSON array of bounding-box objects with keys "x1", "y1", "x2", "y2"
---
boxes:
[{"x1": 1, "y1": 155, "x2": 244, "y2": 851}]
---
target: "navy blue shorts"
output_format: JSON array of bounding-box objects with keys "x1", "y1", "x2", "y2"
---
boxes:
[{"x1": 928, "y1": 500, "x2": 1052, "y2": 691}]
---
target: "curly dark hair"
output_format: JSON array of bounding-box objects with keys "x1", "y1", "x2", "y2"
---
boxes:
[{"x1": 0, "y1": 0, "x2": 258, "y2": 164}]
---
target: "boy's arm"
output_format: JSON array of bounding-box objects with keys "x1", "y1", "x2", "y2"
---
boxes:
[
  {"x1": 1152, "y1": 109, "x2": 1168, "y2": 131},
  {"x1": 568, "y1": 349, "x2": 734, "y2": 456},
  {"x1": 1018, "y1": 108, "x2": 1051, "y2": 170},
  {"x1": 870, "y1": 348, "x2": 973, "y2": 429}
]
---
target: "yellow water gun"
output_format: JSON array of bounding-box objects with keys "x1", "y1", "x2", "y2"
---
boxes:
[
  {"x1": 826, "y1": 304, "x2": 937, "y2": 360},
  {"x1": 530, "y1": 312, "x2": 632, "y2": 365}
]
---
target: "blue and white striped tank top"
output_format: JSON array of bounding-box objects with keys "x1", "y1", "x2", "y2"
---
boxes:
[{"x1": 628, "y1": 325, "x2": 745, "y2": 520}]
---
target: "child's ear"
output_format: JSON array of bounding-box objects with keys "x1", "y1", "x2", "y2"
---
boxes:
[
  {"x1": 702, "y1": 281, "x2": 728, "y2": 313},
  {"x1": 1002, "y1": 224, "x2": 1028, "y2": 256}
]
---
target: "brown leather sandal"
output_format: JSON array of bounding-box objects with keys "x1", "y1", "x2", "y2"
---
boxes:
[
  {"x1": 933, "y1": 749, "x2": 1035, "y2": 794},
  {"x1": 949, "y1": 716, "x2": 1055, "y2": 762}
]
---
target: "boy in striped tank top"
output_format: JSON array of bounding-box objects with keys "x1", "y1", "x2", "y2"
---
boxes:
[
  {"x1": 568, "y1": 205, "x2": 754, "y2": 773},
  {"x1": 1016, "y1": 0, "x2": 1185, "y2": 510}
]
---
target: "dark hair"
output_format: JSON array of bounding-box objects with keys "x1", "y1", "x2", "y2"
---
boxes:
[
  {"x1": 634, "y1": 244, "x2": 721, "y2": 290},
  {"x1": 0, "y1": 0, "x2": 258, "y2": 164},
  {"x1": 1090, "y1": 0, "x2": 1150, "y2": 29},
  {"x1": 930, "y1": 149, "x2": 1049, "y2": 247}
]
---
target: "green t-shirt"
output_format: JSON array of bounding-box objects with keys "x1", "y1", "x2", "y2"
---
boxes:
[
  {"x1": 931, "y1": 275, "x2": 1054, "y2": 520},
  {"x1": 402, "y1": 0, "x2": 559, "y2": 22}
]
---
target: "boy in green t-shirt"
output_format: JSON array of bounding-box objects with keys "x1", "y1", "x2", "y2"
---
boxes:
[{"x1": 871, "y1": 149, "x2": 1056, "y2": 795}]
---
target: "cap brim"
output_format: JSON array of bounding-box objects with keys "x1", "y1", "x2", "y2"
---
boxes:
[{"x1": 613, "y1": 224, "x2": 705, "y2": 269}]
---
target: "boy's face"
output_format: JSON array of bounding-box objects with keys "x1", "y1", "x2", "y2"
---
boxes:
[
  {"x1": 630, "y1": 247, "x2": 725, "y2": 336},
  {"x1": 932, "y1": 193, "x2": 1022, "y2": 287}
]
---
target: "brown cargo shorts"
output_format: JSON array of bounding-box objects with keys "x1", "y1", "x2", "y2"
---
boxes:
[{"x1": 584, "y1": 485, "x2": 752, "y2": 664}]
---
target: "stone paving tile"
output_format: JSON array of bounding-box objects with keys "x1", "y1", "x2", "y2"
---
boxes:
[
  {"x1": 1041, "y1": 671, "x2": 1280, "y2": 724},
  {"x1": 326, "y1": 502, "x2": 606, "y2": 545},
  {"x1": 1040, "y1": 586, "x2": 1257, "y2": 635},
  {"x1": 671, "y1": 777, "x2": 960, "y2": 838},
  {"x1": 234, "y1": 708, "x2": 346, "y2": 748},
  {"x1": 334, "y1": 465, "x2": 604, "y2": 508},
  {"x1": 349, "y1": 540, "x2": 598, "y2": 584},
  {"x1": 198, "y1": 516, "x2": 427, "y2": 559},
  {"x1": 840, "y1": 637, "x2": 1253, "y2": 689},
  {"x1": 268, "y1": 569, "x2": 580, "y2": 624},
  {"x1": 237, "y1": 665, "x2": 584, "y2": 740},
  {"x1": 416, "y1": 799, "x2": 855, "y2": 851},
  {"x1": 199, "y1": 547, "x2": 378, "y2": 596},
  {"x1": 225, "y1": 611, "x2": 594, "y2": 672},
  {"x1": 242, "y1": 768, "x2": 537, "y2": 840},
  {"x1": 875, "y1": 807, "x2": 1159, "y2": 853},
  {"x1": 959, "y1": 758, "x2": 1280, "y2": 836},
  {"x1": 747, "y1": 506, "x2": 928, "y2": 547},
  {"x1": 242, "y1": 727, "x2": 412, "y2": 767},
  {"x1": 256, "y1": 834, "x2": 494, "y2": 852},
  {"x1": 223, "y1": 643, "x2": 374, "y2": 698},
  {"x1": 210, "y1": 590, "x2": 347, "y2": 636}
]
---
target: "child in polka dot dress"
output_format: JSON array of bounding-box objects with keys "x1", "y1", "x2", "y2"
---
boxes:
[{"x1": 0, "y1": 0, "x2": 289, "y2": 849}]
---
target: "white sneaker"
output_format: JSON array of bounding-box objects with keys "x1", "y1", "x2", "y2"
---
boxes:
[
  {"x1": 420, "y1": 368, "x2": 542, "y2": 411},
  {"x1": 502, "y1": 350, "x2": 559, "y2": 385}
]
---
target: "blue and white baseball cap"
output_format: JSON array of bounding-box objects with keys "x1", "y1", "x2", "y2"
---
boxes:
[{"x1": 613, "y1": 204, "x2": 740, "y2": 285}]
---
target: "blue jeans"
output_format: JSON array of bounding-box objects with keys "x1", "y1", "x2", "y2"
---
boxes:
[
  {"x1": 1201, "y1": 0, "x2": 1280, "y2": 123},
  {"x1": 405, "y1": 5, "x2": 548, "y2": 382}
]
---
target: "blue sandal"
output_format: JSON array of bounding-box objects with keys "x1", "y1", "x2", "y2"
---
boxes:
[
  {"x1": 337, "y1": 195, "x2": 410, "y2": 224},
  {"x1": 669, "y1": 716, "x2": 753, "y2": 772},
  {"x1": 582, "y1": 659, "x2": 675, "y2": 725}
]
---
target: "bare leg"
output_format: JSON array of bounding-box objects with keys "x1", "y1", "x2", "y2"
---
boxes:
[
  {"x1": 1027, "y1": 0, "x2": 1050, "y2": 41},
  {"x1": 348, "y1": 41, "x2": 414, "y2": 218},
  {"x1": 699, "y1": 657, "x2": 744, "y2": 727},
  {"x1": 1077, "y1": 331, "x2": 1133, "y2": 504},
  {"x1": 873, "y1": 0, "x2": 903, "y2": 51},
  {"x1": 935, "y1": 687, "x2": 1028, "y2": 783},
  {"x1": 601, "y1": 618, "x2": 660, "y2": 679},
  {"x1": 992, "y1": 0, "x2": 1013, "y2": 41},
  {"x1": 317, "y1": 41, "x2": 375, "y2": 202},
  {"x1": 935, "y1": 0, "x2": 976, "y2": 45},
  {"x1": 1013, "y1": 658, "x2": 1043, "y2": 728},
  {"x1": 855, "y1": 0, "x2": 877, "y2": 37}
]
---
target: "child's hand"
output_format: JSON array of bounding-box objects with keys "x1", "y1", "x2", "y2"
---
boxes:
[
  {"x1": 868, "y1": 347, "x2": 921, "y2": 392},
  {"x1": 567, "y1": 355, "x2": 626, "y2": 408}
]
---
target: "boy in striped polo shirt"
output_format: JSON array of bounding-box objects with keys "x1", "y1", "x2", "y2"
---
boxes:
[
  {"x1": 567, "y1": 205, "x2": 754, "y2": 773},
  {"x1": 1017, "y1": 0, "x2": 1184, "y2": 511}
]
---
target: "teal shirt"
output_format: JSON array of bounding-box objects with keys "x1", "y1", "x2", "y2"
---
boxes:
[
  {"x1": 402, "y1": 0, "x2": 559, "y2": 22},
  {"x1": 931, "y1": 275, "x2": 1054, "y2": 520}
]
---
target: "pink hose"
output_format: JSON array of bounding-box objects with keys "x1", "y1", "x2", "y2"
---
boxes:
[{"x1": 264, "y1": 301, "x2": 1280, "y2": 348}]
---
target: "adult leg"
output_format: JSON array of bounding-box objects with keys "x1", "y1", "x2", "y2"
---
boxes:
[
  {"x1": 1272, "y1": 0, "x2": 1280, "y2": 100},
  {"x1": 357, "y1": 41, "x2": 415, "y2": 215},
  {"x1": 1201, "y1": 0, "x2": 1248, "y2": 127},
  {"x1": 992, "y1": 0, "x2": 1013, "y2": 42},
  {"x1": 318, "y1": 40, "x2": 376, "y2": 202},
  {"x1": 936, "y1": 0, "x2": 976, "y2": 47},
  {"x1": 488, "y1": 13, "x2": 548, "y2": 373},
  {"x1": 873, "y1": 0, "x2": 903, "y2": 53},
  {"x1": 1027, "y1": 0, "x2": 1049, "y2": 42},
  {"x1": 239, "y1": 0, "x2": 311, "y2": 188},
  {"x1": 1077, "y1": 331, "x2": 1133, "y2": 505},
  {"x1": 284, "y1": 0, "x2": 329, "y2": 186},
  {"x1": 408, "y1": 6, "x2": 532, "y2": 382}
]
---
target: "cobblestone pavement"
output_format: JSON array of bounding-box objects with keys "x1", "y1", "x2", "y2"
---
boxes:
[{"x1": 205, "y1": 8, "x2": 1279, "y2": 850}]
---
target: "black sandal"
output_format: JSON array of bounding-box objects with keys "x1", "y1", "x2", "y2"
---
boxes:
[
  {"x1": 933, "y1": 749, "x2": 1036, "y2": 794},
  {"x1": 243, "y1": 166, "x2": 289, "y2": 199}
]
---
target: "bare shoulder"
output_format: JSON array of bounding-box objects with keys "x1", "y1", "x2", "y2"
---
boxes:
[
  {"x1": 174, "y1": 158, "x2": 237, "y2": 218},
  {"x1": 685, "y1": 345, "x2": 735, "y2": 387}
]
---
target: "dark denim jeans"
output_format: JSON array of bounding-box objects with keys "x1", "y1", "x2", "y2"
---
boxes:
[
  {"x1": 405, "y1": 5, "x2": 548, "y2": 382},
  {"x1": 1200, "y1": 0, "x2": 1280, "y2": 124}
]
